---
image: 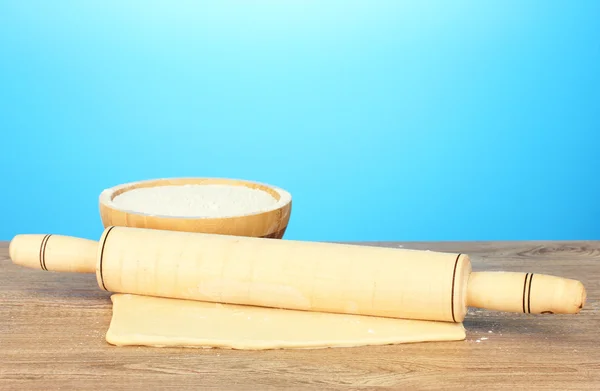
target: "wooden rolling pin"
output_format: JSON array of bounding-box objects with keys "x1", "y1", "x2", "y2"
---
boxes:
[{"x1": 9, "y1": 226, "x2": 586, "y2": 323}]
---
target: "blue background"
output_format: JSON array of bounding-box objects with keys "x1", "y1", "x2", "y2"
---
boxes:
[{"x1": 1, "y1": 1, "x2": 599, "y2": 242}]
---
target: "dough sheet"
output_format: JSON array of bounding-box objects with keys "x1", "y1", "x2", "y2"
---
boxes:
[{"x1": 106, "y1": 294, "x2": 465, "y2": 349}]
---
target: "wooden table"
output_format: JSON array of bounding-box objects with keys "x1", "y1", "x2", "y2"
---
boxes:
[{"x1": 1, "y1": 240, "x2": 599, "y2": 390}]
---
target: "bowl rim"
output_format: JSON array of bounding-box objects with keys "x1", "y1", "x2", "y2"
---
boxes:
[{"x1": 99, "y1": 177, "x2": 292, "y2": 220}]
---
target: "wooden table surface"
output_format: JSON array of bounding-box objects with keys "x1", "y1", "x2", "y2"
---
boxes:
[{"x1": 1, "y1": 240, "x2": 599, "y2": 390}]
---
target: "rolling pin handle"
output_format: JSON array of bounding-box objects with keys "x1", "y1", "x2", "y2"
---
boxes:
[
  {"x1": 9, "y1": 234, "x2": 98, "y2": 273},
  {"x1": 467, "y1": 272, "x2": 586, "y2": 315}
]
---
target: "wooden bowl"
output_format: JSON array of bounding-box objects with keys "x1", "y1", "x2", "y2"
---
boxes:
[{"x1": 99, "y1": 178, "x2": 292, "y2": 239}]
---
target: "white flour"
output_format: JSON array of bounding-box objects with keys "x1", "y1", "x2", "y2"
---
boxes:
[{"x1": 112, "y1": 184, "x2": 280, "y2": 218}]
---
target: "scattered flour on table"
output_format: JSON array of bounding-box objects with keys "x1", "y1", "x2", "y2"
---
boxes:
[{"x1": 112, "y1": 185, "x2": 278, "y2": 218}]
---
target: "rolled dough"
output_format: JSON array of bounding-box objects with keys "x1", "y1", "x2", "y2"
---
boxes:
[{"x1": 106, "y1": 294, "x2": 466, "y2": 349}]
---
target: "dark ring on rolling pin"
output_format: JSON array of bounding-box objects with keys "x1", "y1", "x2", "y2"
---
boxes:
[
  {"x1": 39, "y1": 234, "x2": 51, "y2": 271},
  {"x1": 527, "y1": 274, "x2": 534, "y2": 314},
  {"x1": 98, "y1": 226, "x2": 116, "y2": 291},
  {"x1": 38, "y1": 234, "x2": 47, "y2": 270},
  {"x1": 522, "y1": 273, "x2": 534, "y2": 313},
  {"x1": 522, "y1": 273, "x2": 529, "y2": 313},
  {"x1": 41, "y1": 234, "x2": 52, "y2": 271},
  {"x1": 450, "y1": 254, "x2": 461, "y2": 323}
]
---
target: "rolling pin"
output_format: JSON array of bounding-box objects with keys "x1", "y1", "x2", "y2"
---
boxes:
[{"x1": 9, "y1": 226, "x2": 586, "y2": 323}]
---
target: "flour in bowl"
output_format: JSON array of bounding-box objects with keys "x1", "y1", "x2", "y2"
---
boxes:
[{"x1": 112, "y1": 184, "x2": 279, "y2": 218}]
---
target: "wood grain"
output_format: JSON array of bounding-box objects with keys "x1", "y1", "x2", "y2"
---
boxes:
[{"x1": 1, "y1": 240, "x2": 599, "y2": 390}]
